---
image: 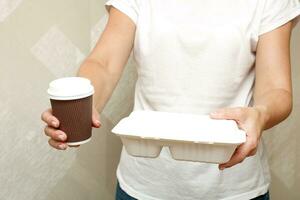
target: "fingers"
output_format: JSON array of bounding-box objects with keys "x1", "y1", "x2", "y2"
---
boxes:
[
  {"x1": 48, "y1": 139, "x2": 68, "y2": 150},
  {"x1": 43, "y1": 107, "x2": 99, "y2": 150},
  {"x1": 248, "y1": 148, "x2": 257, "y2": 156},
  {"x1": 210, "y1": 106, "x2": 263, "y2": 170},
  {"x1": 92, "y1": 107, "x2": 102, "y2": 128},
  {"x1": 210, "y1": 107, "x2": 245, "y2": 121},
  {"x1": 44, "y1": 126, "x2": 67, "y2": 142},
  {"x1": 41, "y1": 108, "x2": 59, "y2": 128},
  {"x1": 219, "y1": 145, "x2": 248, "y2": 170},
  {"x1": 42, "y1": 109, "x2": 67, "y2": 150},
  {"x1": 44, "y1": 126, "x2": 68, "y2": 150},
  {"x1": 219, "y1": 138, "x2": 258, "y2": 170}
]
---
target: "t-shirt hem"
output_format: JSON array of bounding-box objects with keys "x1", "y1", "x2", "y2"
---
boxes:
[
  {"x1": 259, "y1": 5, "x2": 300, "y2": 36},
  {"x1": 220, "y1": 184, "x2": 270, "y2": 200},
  {"x1": 117, "y1": 167, "x2": 270, "y2": 200},
  {"x1": 117, "y1": 167, "x2": 160, "y2": 200}
]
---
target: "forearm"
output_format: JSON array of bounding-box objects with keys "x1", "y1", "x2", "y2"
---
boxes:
[
  {"x1": 253, "y1": 88, "x2": 293, "y2": 131},
  {"x1": 77, "y1": 58, "x2": 121, "y2": 113}
]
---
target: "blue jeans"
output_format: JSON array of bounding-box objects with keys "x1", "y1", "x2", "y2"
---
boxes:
[
  {"x1": 115, "y1": 182, "x2": 270, "y2": 200},
  {"x1": 115, "y1": 182, "x2": 137, "y2": 200}
]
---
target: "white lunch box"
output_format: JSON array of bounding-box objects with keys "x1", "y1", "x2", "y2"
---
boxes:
[{"x1": 111, "y1": 110, "x2": 246, "y2": 164}]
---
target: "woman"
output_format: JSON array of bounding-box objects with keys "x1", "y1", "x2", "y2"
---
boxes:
[{"x1": 41, "y1": 0, "x2": 300, "y2": 199}]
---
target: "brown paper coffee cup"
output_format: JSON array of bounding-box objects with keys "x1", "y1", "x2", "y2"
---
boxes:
[{"x1": 47, "y1": 77, "x2": 94, "y2": 146}]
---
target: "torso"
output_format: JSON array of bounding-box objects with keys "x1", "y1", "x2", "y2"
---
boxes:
[{"x1": 118, "y1": 1, "x2": 271, "y2": 199}]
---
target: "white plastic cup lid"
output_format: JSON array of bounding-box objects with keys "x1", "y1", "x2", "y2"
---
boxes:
[{"x1": 47, "y1": 77, "x2": 94, "y2": 100}]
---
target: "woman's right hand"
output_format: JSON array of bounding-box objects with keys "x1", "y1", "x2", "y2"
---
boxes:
[
  {"x1": 41, "y1": 5, "x2": 135, "y2": 150},
  {"x1": 41, "y1": 107, "x2": 102, "y2": 150}
]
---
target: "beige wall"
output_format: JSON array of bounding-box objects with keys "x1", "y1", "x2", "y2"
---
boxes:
[
  {"x1": 1, "y1": 0, "x2": 89, "y2": 200},
  {"x1": 0, "y1": 1, "x2": 299, "y2": 199}
]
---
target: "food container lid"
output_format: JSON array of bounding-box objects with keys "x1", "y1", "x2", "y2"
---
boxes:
[
  {"x1": 47, "y1": 77, "x2": 94, "y2": 100},
  {"x1": 111, "y1": 110, "x2": 246, "y2": 144}
]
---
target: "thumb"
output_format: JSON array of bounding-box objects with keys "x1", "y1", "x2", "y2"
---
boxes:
[{"x1": 92, "y1": 107, "x2": 101, "y2": 128}]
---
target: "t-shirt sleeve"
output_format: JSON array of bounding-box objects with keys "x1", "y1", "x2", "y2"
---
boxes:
[
  {"x1": 105, "y1": 0, "x2": 139, "y2": 24},
  {"x1": 259, "y1": 0, "x2": 300, "y2": 35}
]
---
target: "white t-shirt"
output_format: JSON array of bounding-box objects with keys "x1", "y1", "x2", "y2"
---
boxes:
[{"x1": 105, "y1": 0, "x2": 300, "y2": 199}]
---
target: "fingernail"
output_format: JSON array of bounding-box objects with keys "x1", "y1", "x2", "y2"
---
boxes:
[
  {"x1": 219, "y1": 166, "x2": 225, "y2": 170},
  {"x1": 52, "y1": 121, "x2": 58, "y2": 127},
  {"x1": 59, "y1": 144, "x2": 66, "y2": 149},
  {"x1": 96, "y1": 120, "x2": 101, "y2": 127},
  {"x1": 58, "y1": 134, "x2": 66, "y2": 141}
]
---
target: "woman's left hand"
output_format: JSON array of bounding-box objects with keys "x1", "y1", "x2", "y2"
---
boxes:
[{"x1": 209, "y1": 106, "x2": 267, "y2": 170}]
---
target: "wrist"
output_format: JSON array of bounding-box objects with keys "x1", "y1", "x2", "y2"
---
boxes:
[{"x1": 253, "y1": 105, "x2": 270, "y2": 130}]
